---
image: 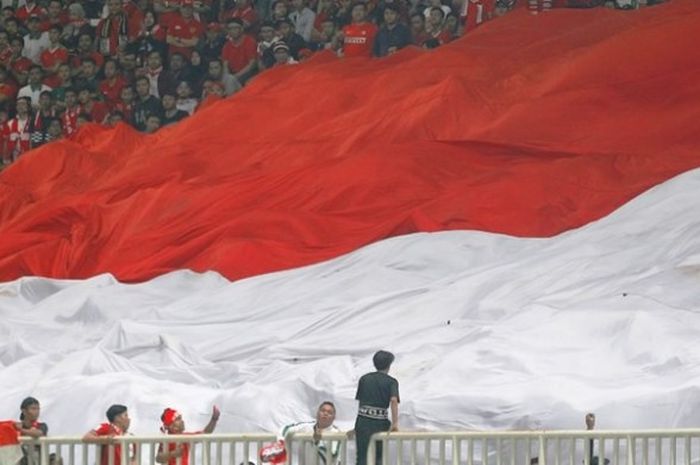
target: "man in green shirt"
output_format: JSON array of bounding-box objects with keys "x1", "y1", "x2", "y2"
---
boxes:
[{"x1": 354, "y1": 350, "x2": 399, "y2": 465}]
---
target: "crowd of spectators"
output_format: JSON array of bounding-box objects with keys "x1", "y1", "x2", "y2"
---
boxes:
[{"x1": 0, "y1": 0, "x2": 665, "y2": 163}]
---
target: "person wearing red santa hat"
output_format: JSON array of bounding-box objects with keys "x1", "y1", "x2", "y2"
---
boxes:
[{"x1": 155, "y1": 406, "x2": 220, "y2": 465}]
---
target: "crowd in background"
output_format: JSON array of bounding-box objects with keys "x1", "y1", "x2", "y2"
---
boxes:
[{"x1": 0, "y1": 0, "x2": 665, "y2": 163}]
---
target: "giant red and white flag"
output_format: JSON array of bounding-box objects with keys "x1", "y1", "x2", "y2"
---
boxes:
[
  {"x1": 0, "y1": 0, "x2": 698, "y2": 438},
  {"x1": 0, "y1": 422, "x2": 21, "y2": 465}
]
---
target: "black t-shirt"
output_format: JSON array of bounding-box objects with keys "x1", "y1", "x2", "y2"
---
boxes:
[
  {"x1": 355, "y1": 372, "x2": 400, "y2": 409},
  {"x1": 162, "y1": 110, "x2": 189, "y2": 126}
]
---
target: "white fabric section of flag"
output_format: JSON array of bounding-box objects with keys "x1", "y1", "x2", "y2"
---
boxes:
[
  {"x1": 0, "y1": 422, "x2": 21, "y2": 465},
  {"x1": 1, "y1": 169, "x2": 700, "y2": 436}
]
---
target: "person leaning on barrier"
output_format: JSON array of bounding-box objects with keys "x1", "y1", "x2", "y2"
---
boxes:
[
  {"x1": 585, "y1": 413, "x2": 609, "y2": 465},
  {"x1": 279, "y1": 401, "x2": 343, "y2": 465},
  {"x1": 14, "y1": 397, "x2": 62, "y2": 465},
  {"x1": 354, "y1": 350, "x2": 400, "y2": 465},
  {"x1": 82, "y1": 405, "x2": 137, "y2": 465},
  {"x1": 155, "y1": 406, "x2": 220, "y2": 465}
]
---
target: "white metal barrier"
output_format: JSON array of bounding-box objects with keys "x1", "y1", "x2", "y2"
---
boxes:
[{"x1": 366, "y1": 430, "x2": 700, "y2": 465}]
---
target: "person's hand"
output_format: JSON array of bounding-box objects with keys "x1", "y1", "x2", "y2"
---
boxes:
[
  {"x1": 390, "y1": 424, "x2": 399, "y2": 433},
  {"x1": 211, "y1": 405, "x2": 221, "y2": 422},
  {"x1": 171, "y1": 445, "x2": 185, "y2": 458},
  {"x1": 345, "y1": 430, "x2": 355, "y2": 439},
  {"x1": 313, "y1": 423, "x2": 322, "y2": 443}
]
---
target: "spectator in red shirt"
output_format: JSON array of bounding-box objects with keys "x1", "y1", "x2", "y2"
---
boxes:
[
  {"x1": 96, "y1": 0, "x2": 133, "y2": 56},
  {"x1": 113, "y1": 84, "x2": 135, "y2": 123},
  {"x1": 16, "y1": 1, "x2": 47, "y2": 24},
  {"x1": 221, "y1": 18, "x2": 257, "y2": 83},
  {"x1": 10, "y1": 37, "x2": 33, "y2": 86},
  {"x1": 82, "y1": 405, "x2": 136, "y2": 465},
  {"x1": 77, "y1": 86, "x2": 109, "y2": 124},
  {"x1": 340, "y1": 2, "x2": 378, "y2": 58},
  {"x1": 71, "y1": 33, "x2": 105, "y2": 74},
  {"x1": 43, "y1": 0, "x2": 69, "y2": 31},
  {"x1": 0, "y1": 66, "x2": 17, "y2": 104},
  {"x1": 40, "y1": 25, "x2": 69, "y2": 77},
  {"x1": 0, "y1": 31, "x2": 13, "y2": 67},
  {"x1": 166, "y1": 0, "x2": 205, "y2": 58},
  {"x1": 220, "y1": 0, "x2": 259, "y2": 32},
  {"x1": 155, "y1": 407, "x2": 219, "y2": 465},
  {"x1": 61, "y1": 87, "x2": 80, "y2": 135},
  {"x1": 3, "y1": 97, "x2": 32, "y2": 162},
  {"x1": 99, "y1": 59, "x2": 128, "y2": 107},
  {"x1": 409, "y1": 12, "x2": 430, "y2": 46}
]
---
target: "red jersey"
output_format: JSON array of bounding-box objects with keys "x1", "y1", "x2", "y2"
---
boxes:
[
  {"x1": 0, "y1": 82, "x2": 17, "y2": 101},
  {"x1": 99, "y1": 77, "x2": 128, "y2": 107},
  {"x1": 221, "y1": 35, "x2": 257, "y2": 74},
  {"x1": 113, "y1": 101, "x2": 134, "y2": 123},
  {"x1": 12, "y1": 57, "x2": 34, "y2": 77},
  {"x1": 43, "y1": 75, "x2": 62, "y2": 88},
  {"x1": 157, "y1": 432, "x2": 201, "y2": 465},
  {"x1": 81, "y1": 101, "x2": 110, "y2": 125},
  {"x1": 16, "y1": 3, "x2": 47, "y2": 23},
  {"x1": 62, "y1": 106, "x2": 80, "y2": 136},
  {"x1": 3, "y1": 116, "x2": 31, "y2": 159},
  {"x1": 342, "y1": 22, "x2": 378, "y2": 58},
  {"x1": 167, "y1": 16, "x2": 204, "y2": 58},
  {"x1": 40, "y1": 46, "x2": 69, "y2": 70},
  {"x1": 93, "y1": 423, "x2": 127, "y2": 465}
]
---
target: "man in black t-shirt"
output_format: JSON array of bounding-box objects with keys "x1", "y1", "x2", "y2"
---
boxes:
[{"x1": 354, "y1": 350, "x2": 400, "y2": 465}]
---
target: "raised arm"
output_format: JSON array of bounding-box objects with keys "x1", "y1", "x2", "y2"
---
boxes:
[{"x1": 202, "y1": 406, "x2": 220, "y2": 434}]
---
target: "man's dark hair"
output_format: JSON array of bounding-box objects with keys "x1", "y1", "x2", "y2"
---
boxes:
[
  {"x1": 383, "y1": 3, "x2": 400, "y2": 13},
  {"x1": 135, "y1": 76, "x2": 150, "y2": 86},
  {"x1": 19, "y1": 397, "x2": 40, "y2": 420},
  {"x1": 40, "y1": 90, "x2": 53, "y2": 98},
  {"x1": 319, "y1": 401, "x2": 336, "y2": 412},
  {"x1": 106, "y1": 404, "x2": 127, "y2": 423},
  {"x1": 275, "y1": 18, "x2": 292, "y2": 28},
  {"x1": 351, "y1": 1, "x2": 367, "y2": 11},
  {"x1": 227, "y1": 17, "x2": 244, "y2": 27},
  {"x1": 373, "y1": 350, "x2": 395, "y2": 371},
  {"x1": 82, "y1": 57, "x2": 97, "y2": 66},
  {"x1": 29, "y1": 64, "x2": 43, "y2": 74},
  {"x1": 259, "y1": 20, "x2": 276, "y2": 30}
]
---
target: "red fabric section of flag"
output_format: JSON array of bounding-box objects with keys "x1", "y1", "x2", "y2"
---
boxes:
[{"x1": 0, "y1": 1, "x2": 698, "y2": 283}]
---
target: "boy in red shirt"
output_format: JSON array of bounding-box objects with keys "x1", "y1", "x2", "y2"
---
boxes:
[
  {"x1": 99, "y1": 59, "x2": 127, "y2": 107},
  {"x1": 340, "y1": 2, "x2": 377, "y2": 58},
  {"x1": 166, "y1": 0, "x2": 205, "y2": 58},
  {"x1": 221, "y1": 18, "x2": 257, "y2": 83},
  {"x1": 40, "y1": 25, "x2": 69, "y2": 77},
  {"x1": 155, "y1": 406, "x2": 220, "y2": 465},
  {"x1": 83, "y1": 405, "x2": 135, "y2": 465}
]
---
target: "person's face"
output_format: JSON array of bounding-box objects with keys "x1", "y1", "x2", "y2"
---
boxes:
[
  {"x1": 48, "y1": 120, "x2": 62, "y2": 136},
  {"x1": 48, "y1": 1, "x2": 61, "y2": 17},
  {"x1": 113, "y1": 411, "x2": 130, "y2": 432},
  {"x1": 104, "y1": 61, "x2": 117, "y2": 78},
  {"x1": 144, "y1": 11, "x2": 155, "y2": 26},
  {"x1": 65, "y1": 91, "x2": 76, "y2": 106},
  {"x1": 58, "y1": 64, "x2": 70, "y2": 81},
  {"x1": 39, "y1": 93, "x2": 51, "y2": 109},
  {"x1": 22, "y1": 404, "x2": 40, "y2": 422},
  {"x1": 429, "y1": 9, "x2": 443, "y2": 27},
  {"x1": 210, "y1": 85, "x2": 223, "y2": 96},
  {"x1": 16, "y1": 99, "x2": 29, "y2": 114},
  {"x1": 446, "y1": 15, "x2": 457, "y2": 30},
  {"x1": 291, "y1": 0, "x2": 303, "y2": 10},
  {"x1": 180, "y1": 5, "x2": 193, "y2": 19},
  {"x1": 108, "y1": 0, "x2": 122, "y2": 15},
  {"x1": 0, "y1": 32, "x2": 8, "y2": 47},
  {"x1": 208, "y1": 60, "x2": 222, "y2": 78},
  {"x1": 120, "y1": 54, "x2": 136, "y2": 70},
  {"x1": 109, "y1": 113, "x2": 123, "y2": 125},
  {"x1": 260, "y1": 25, "x2": 274, "y2": 42},
  {"x1": 320, "y1": 21, "x2": 334, "y2": 37},
  {"x1": 29, "y1": 67, "x2": 41, "y2": 84},
  {"x1": 176, "y1": 81, "x2": 190, "y2": 98},
  {"x1": 49, "y1": 28, "x2": 61, "y2": 43},
  {"x1": 78, "y1": 34, "x2": 92, "y2": 51},
  {"x1": 170, "y1": 54, "x2": 184, "y2": 71},
  {"x1": 2, "y1": 9, "x2": 13, "y2": 20},
  {"x1": 82, "y1": 61, "x2": 96, "y2": 77},
  {"x1": 136, "y1": 80, "x2": 149, "y2": 96},
  {"x1": 5, "y1": 21, "x2": 17, "y2": 35},
  {"x1": 383, "y1": 8, "x2": 397, "y2": 25},
  {"x1": 278, "y1": 22, "x2": 291, "y2": 37},
  {"x1": 145, "y1": 116, "x2": 160, "y2": 132},
  {"x1": 78, "y1": 90, "x2": 90, "y2": 104},
  {"x1": 190, "y1": 51, "x2": 201, "y2": 66},
  {"x1": 148, "y1": 52, "x2": 162, "y2": 69},
  {"x1": 410, "y1": 15, "x2": 424, "y2": 32},
  {"x1": 27, "y1": 19, "x2": 40, "y2": 33},
  {"x1": 121, "y1": 87, "x2": 134, "y2": 102},
  {"x1": 273, "y1": 1, "x2": 287, "y2": 16},
  {"x1": 316, "y1": 404, "x2": 335, "y2": 429},
  {"x1": 227, "y1": 23, "x2": 243, "y2": 39},
  {"x1": 351, "y1": 4, "x2": 366, "y2": 22},
  {"x1": 162, "y1": 94, "x2": 175, "y2": 110},
  {"x1": 274, "y1": 49, "x2": 289, "y2": 63},
  {"x1": 167, "y1": 415, "x2": 185, "y2": 433}
]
